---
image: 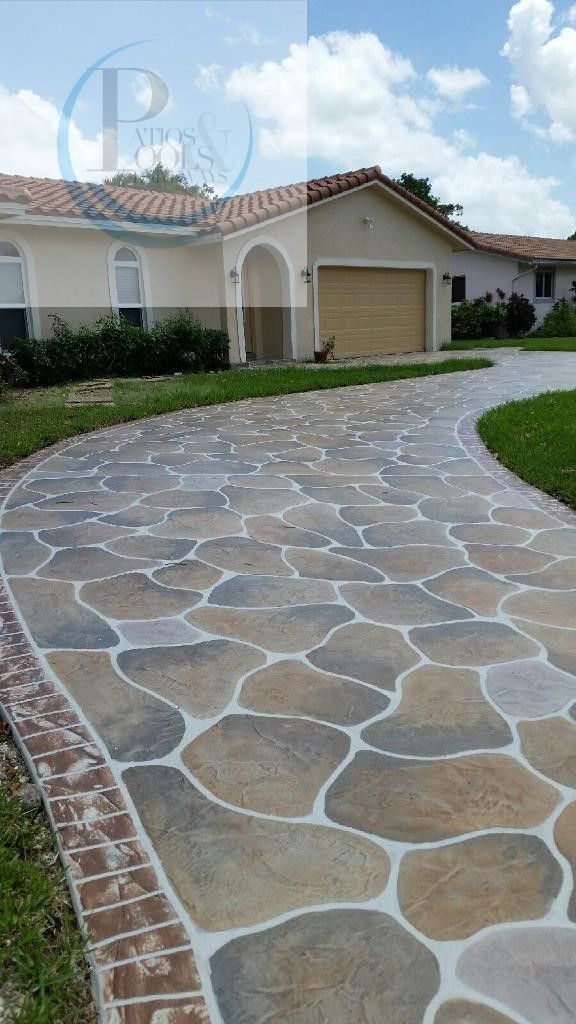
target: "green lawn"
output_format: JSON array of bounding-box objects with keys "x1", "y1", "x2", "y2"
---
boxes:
[
  {"x1": 443, "y1": 337, "x2": 576, "y2": 351},
  {"x1": 478, "y1": 389, "x2": 576, "y2": 511},
  {"x1": 0, "y1": 358, "x2": 492, "y2": 469},
  {"x1": 0, "y1": 738, "x2": 95, "y2": 1023}
]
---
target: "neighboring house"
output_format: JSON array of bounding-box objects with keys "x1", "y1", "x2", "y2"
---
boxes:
[
  {"x1": 0, "y1": 166, "x2": 473, "y2": 362},
  {"x1": 452, "y1": 233, "x2": 576, "y2": 325}
]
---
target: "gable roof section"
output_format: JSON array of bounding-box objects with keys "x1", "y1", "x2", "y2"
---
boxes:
[
  {"x1": 470, "y1": 231, "x2": 576, "y2": 263},
  {"x1": 0, "y1": 166, "x2": 473, "y2": 244}
]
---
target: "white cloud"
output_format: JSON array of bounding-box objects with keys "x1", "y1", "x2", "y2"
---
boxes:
[
  {"x1": 503, "y1": 0, "x2": 576, "y2": 141},
  {"x1": 0, "y1": 84, "x2": 106, "y2": 180},
  {"x1": 195, "y1": 63, "x2": 225, "y2": 94},
  {"x1": 427, "y1": 65, "x2": 490, "y2": 101},
  {"x1": 225, "y1": 31, "x2": 575, "y2": 234}
]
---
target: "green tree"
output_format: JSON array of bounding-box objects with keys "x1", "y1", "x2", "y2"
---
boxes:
[
  {"x1": 394, "y1": 173, "x2": 464, "y2": 221},
  {"x1": 568, "y1": 231, "x2": 576, "y2": 240},
  {"x1": 103, "y1": 163, "x2": 214, "y2": 199}
]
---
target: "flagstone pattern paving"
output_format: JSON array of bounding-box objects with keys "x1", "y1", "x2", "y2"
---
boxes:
[{"x1": 2, "y1": 350, "x2": 576, "y2": 1023}]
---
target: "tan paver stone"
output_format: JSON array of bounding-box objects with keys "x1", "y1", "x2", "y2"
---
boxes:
[
  {"x1": 353, "y1": 544, "x2": 468, "y2": 582},
  {"x1": 451, "y1": 523, "x2": 531, "y2": 545},
  {"x1": 326, "y1": 751, "x2": 559, "y2": 842},
  {"x1": 188, "y1": 604, "x2": 353, "y2": 653},
  {"x1": 363, "y1": 521, "x2": 456, "y2": 547},
  {"x1": 492, "y1": 507, "x2": 563, "y2": 530},
  {"x1": 465, "y1": 544, "x2": 554, "y2": 575},
  {"x1": 209, "y1": 574, "x2": 335, "y2": 607},
  {"x1": 222, "y1": 485, "x2": 305, "y2": 515},
  {"x1": 81, "y1": 573, "x2": 201, "y2": 619},
  {"x1": 240, "y1": 660, "x2": 390, "y2": 725},
  {"x1": 308, "y1": 622, "x2": 419, "y2": 690},
  {"x1": 38, "y1": 521, "x2": 134, "y2": 547},
  {"x1": 9, "y1": 577, "x2": 118, "y2": 649},
  {"x1": 399, "y1": 834, "x2": 562, "y2": 939},
  {"x1": 512, "y1": 620, "x2": 576, "y2": 676},
  {"x1": 286, "y1": 548, "x2": 383, "y2": 582},
  {"x1": 123, "y1": 765, "x2": 390, "y2": 930},
  {"x1": 106, "y1": 536, "x2": 195, "y2": 560},
  {"x1": 284, "y1": 503, "x2": 363, "y2": 546},
  {"x1": 194, "y1": 537, "x2": 291, "y2": 575},
  {"x1": 363, "y1": 665, "x2": 511, "y2": 755},
  {"x1": 410, "y1": 620, "x2": 539, "y2": 665},
  {"x1": 457, "y1": 927, "x2": 576, "y2": 1024},
  {"x1": 434, "y1": 1000, "x2": 518, "y2": 1023},
  {"x1": 424, "y1": 567, "x2": 517, "y2": 617},
  {"x1": 486, "y1": 660, "x2": 576, "y2": 718},
  {"x1": 503, "y1": 588, "x2": 576, "y2": 628},
  {"x1": 300, "y1": 485, "x2": 380, "y2": 505},
  {"x1": 36, "y1": 491, "x2": 140, "y2": 512},
  {"x1": 118, "y1": 641, "x2": 265, "y2": 718},
  {"x1": 140, "y1": 489, "x2": 226, "y2": 509},
  {"x1": 339, "y1": 504, "x2": 418, "y2": 526},
  {"x1": 508, "y1": 558, "x2": 576, "y2": 590},
  {"x1": 38, "y1": 546, "x2": 155, "y2": 581},
  {"x1": 101, "y1": 506, "x2": 168, "y2": 528},
  {"x1": 0, "y1": 531, "x2": 50, "y2": 574},
  {"x1": 518, "y1": 717, "x2": 576, "y2": 787},
  {"x1": 245, "y1": 515, "x2": 328, "y2": 547},
  {"x1": 554, "y1": 802, "x2": 576, "y2": 920},
  {"x1": 47, "y1": 651, "x2": 185, "y2": 760},
  {"x1": 182, "y1": 713, "x2": 349, "y2": 815},
  {"x1": 380, "y1": 476, "x2": 464, "y2": 499},
  {"x1": 152, "y1": 560, "x2": 222, "y2": 590},
  {"x1": 342, "y1": 582, "x2": 472, "y2": 626},
  {"x1": 1, "y1": 507, "x2": 95, "y2": 531},
  {"x1": 210, "y1": 909, "x2": 439, "y2": 1024},
  {"x1": 529, "y1": 528, "x2": 576, "y2": 557}
]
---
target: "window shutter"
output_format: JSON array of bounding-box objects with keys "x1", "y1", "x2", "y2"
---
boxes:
[
  {"x1": 115, "y1": 265, "x2": 141, "y2": 305},
  {"x1": 0, "y1": 262, "x2": 25, "y2": 304}
]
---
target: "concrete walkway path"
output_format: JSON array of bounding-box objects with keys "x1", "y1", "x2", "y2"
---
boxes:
[{"x1": 2, "y1": 351, "x2": 576, "y2": 1024}]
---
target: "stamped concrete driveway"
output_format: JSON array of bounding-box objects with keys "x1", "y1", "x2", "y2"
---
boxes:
[{"x1": 2, "y1": 351, "x2": 576, "y2": 1024}]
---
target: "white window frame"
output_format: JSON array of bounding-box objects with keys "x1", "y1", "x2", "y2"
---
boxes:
[
  {"x1": 0, "y1": 234, "x2": 39, "y2": 343},
  {"x1": 107, "y1": 242, "x2": 152, "y2": 328},
  {"x1": 535, "y1": 267, "x2": 555, "y2": 302}
]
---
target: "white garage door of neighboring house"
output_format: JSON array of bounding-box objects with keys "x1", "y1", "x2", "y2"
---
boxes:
[{"x1": 318, "y1": 266, "x2": 427, "y2": 358}]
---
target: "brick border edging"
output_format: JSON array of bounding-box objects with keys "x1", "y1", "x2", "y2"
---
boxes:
[
  {"x1": 0, "y1": 444, "x2": 210, "y2": 1024},
  {"x1": 458, "y1": 409, "x2": 576, "y2": 528}
]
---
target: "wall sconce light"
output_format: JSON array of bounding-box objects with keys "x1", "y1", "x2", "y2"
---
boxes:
[
  {"x1": 443, "y1": 272, "x2": 452, "y2": 285},
  {"x1": 301, "y1": 267, "x2": 312, "y2": 284},
  {"x1": 230, "y1": 266, "x2": 240, "y2": 283},
  {"x1": 362, "y1": 216, "x2": 375, "y2": 231}
]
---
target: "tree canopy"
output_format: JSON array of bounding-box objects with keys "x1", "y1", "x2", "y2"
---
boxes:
[
  {"x1": 103, "y1": 163, "x2": 214, "y2": 199},
  {"x1": 394, "y1": 173, "x2": 464, "y2": 221}
]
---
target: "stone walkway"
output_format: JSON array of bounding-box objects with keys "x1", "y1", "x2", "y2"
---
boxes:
[{"x1": 1, "y1": 350, "x2": 576, "y2": 1024}]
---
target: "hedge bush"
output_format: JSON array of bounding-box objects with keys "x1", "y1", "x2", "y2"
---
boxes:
[
  {"x1": 504, "y1": 292, "x2": 536, "y2": 338},
  {"x1": 452, "y1": 298, "x2": 504, "y2": 340},
  {"x1": 532, "y1": 298, "x2": 576, "y2": 338},
  {"x1": 9, "y1": 312, "x2": 229, "y2": 387}
]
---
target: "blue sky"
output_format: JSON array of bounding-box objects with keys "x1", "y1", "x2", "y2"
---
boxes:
[{"x1": 0, "y1": 0, "x2": 575, "y2": 234}]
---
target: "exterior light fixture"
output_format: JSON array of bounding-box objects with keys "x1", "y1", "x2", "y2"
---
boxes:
[
  {"x1": 443, "y1": 272, "x2": 452, "y2": 284},
  {"x1": 362, "y1": 216, "x2": 375, "y2": 230},
  {"x1": 301, "y1": 267, "x2": 312, "y2": 283},
  {"x1": 230, "y1": 267, "x2": 240, "y2": 282}
]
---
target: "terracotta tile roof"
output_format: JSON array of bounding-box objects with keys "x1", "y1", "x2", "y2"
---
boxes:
[
  {"x1": 0, "y1": 166, "x2": 473, "y2": 243},
  {"x1": 470, "y1": 231, "x2": 576, "y2": 262}
]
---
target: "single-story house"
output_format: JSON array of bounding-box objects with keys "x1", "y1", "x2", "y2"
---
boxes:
[
  {"x1": 0, "y1": 165, "x2": 474, "y2": 362},
  {"x1": 452, "y1": 233, "x2": 576, "y2": 324}
]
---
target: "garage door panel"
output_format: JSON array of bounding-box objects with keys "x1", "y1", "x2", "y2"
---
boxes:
[{"x1": 318, "y1": 266, "x2": 426, "y2": 358}]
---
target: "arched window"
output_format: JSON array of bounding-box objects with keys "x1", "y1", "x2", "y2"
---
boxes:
[
  {"x1": 0, "y1": 240, "x2": 29, "y2": 349},
  {"x1": 113, "y1": 247, "x2": 146, "y2": 328}
]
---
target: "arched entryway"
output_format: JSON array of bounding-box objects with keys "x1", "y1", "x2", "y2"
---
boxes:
[{"x1": 236, "y1": 237, "x2": 296, "y2": 362}]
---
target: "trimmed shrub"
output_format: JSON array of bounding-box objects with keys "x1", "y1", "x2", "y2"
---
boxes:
[
  {"x1": 452, "y1": 298, "x2": 503, "y2": 340},
  {"x1": 532, "y1": 298, "x2": 576, "y2": 338},
  {"x1": 10, "y1": 312, "x2": 229, "y2": 387},
  {"x1": 503, "y1": 292, "x2": 536, "y2": 339},
  {"x1": 0, "y1": 352, "x2": 28, "y2": 388}
]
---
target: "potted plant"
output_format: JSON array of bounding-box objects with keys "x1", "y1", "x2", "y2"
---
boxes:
[{"x1": 314, "y1": 335, "x2": 336, "y2": 363}]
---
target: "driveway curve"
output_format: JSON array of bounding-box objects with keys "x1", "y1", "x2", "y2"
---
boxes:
[{"x1": 2, "y1": 351, "x2": 576, "y2": 1024}]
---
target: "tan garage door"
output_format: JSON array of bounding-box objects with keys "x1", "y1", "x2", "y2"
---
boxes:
[{"x1": 318, "y1": 266, "x2": 427, "y2": 358}]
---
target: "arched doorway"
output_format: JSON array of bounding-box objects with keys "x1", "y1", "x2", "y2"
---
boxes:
[{"x1": 237, "y1": 239, "x2": 295, "y2": 361}]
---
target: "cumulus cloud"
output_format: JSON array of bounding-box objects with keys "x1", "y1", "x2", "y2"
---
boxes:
[
  {"x1": 503, "y1": 0, "x2": 576, "y2": 141},
  {"x1": 225, "y1": 31, "x2": 574, "y2": 234},
  {"x1": 195, "y1": 63, "x2": 225, "y2": 94},
  {"x1": 427, "y1": 65, "x2": 490, "y2": 101}
]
